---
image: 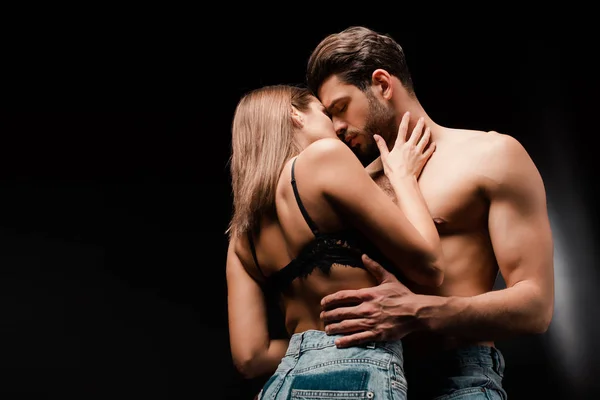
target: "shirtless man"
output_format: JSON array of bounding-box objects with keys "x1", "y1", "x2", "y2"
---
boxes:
[{"x1": 306, "y1": 26, "x2": 554, "y2": 399}]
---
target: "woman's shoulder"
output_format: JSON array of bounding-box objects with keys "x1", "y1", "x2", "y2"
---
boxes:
[
  {"x1": 304, "y1": 137, "x2": 347, "y2": 156},
  {"x1": 298, "y1": 138, "x2": 355, "y2": 169}
]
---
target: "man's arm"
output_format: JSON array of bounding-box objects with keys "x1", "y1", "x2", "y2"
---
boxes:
[
  {"x1": 226, "y1": 236, "x2": 288, "y2": 378},
  {"x1": 420, "y1": 134, "x2": 554, "y2": 338},
  {"x1": 320, "y1": 134, "x2": 554, "y2": 347}
]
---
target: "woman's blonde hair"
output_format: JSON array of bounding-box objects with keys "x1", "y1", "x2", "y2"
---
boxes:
[{"x1": 227, "y1": 84, "x2": 313, "y2": 238}]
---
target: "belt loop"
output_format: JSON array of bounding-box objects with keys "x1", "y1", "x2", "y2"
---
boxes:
[
  {"x1": 491, "y1": 347, "x2": 501, "y2": 372},
  {"x1": 294, "y1": 331, "x2": 305, "y2": 358},
  {"x1": 366, "y1": 342, "x2": 376, "y2": 349}
]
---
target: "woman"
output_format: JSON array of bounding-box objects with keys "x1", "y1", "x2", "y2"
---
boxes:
[{"x1": 226, "y1": 85, "x2": 442, "y2": 400}]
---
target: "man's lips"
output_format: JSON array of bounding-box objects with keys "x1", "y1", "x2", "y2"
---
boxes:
[{"x1": 344, "y1": 134, "x2": 358, "y2": 147}]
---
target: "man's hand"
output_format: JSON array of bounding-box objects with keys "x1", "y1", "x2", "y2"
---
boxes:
[{"x1": 320, "y1": 254, "x2": 429, "y2": 348}]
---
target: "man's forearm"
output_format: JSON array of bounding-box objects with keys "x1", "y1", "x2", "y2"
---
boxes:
[{"x1": 417, "y1": 281, "x2": 552, "y2": 341}]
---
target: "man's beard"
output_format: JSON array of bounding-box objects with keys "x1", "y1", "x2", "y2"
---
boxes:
[{"x1": 348, "y1": 91, "x2": 397, "y2": 166}]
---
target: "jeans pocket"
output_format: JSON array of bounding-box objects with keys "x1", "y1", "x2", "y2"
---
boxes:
[
  {"x1": 430, "y1": 369, "x2": 495, "y2": 400},
  {"x1": 432, "y1": 386, "x2": 489, "y2": 399},
  {"x1": 291, "y1": 389, "x2": 374, "y2": 399}
]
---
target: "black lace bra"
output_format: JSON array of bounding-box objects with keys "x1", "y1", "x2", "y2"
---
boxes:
[{"x1": 248, "y1": 157, "x2": 394, "y2": 292}]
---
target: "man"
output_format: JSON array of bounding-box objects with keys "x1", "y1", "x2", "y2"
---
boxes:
[{"x1": 306, "y1": 26, "x2": 554, "y2": 399}]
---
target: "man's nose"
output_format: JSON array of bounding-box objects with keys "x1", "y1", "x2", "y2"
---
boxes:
[{"x1": 333, "y1": 119, "x2": 347, "y2": 138}]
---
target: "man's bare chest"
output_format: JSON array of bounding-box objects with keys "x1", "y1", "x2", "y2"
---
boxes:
[{"x1": 372, "y1": 170, "x2": 486, "y2": 232}]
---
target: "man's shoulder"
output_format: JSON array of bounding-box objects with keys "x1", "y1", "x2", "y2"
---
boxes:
[
  {"x1": 465, "y1": 131, "x2": 535, "y2": 189},
  {"x1": 481, "y1": 131, "x2": 526, "y2": 157},
  {"x1": 450, "y1": 127, "x2": 509, "y2": 140},
  {"x1": 450, "y1": 128, "x2": 523, "y2": 156},
  {"x1": 445, "y1": 129, "x2": 532, "y2": 186}
]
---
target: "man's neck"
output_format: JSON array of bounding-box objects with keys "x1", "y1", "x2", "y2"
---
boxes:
[
  {"x1": 392, "y1": 95, "x2": 442, "y2": 142},
  {"x1": 365, "y1": 157, "x2": 383, "y2": 177},
  {"x1": 365, "y1": 116, "x2": 446, "y2": 178},
  {"x1": 390, "y1": 110, "x2": 445, "y2": 149}
]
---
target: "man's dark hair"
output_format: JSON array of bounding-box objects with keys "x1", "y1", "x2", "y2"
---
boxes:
[{"x1": 306, "y1": 26, "x2": 414, "y2": 97}]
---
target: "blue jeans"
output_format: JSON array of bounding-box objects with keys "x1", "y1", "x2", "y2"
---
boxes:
[
  {"x1": 404, "y1": 345, "x2": 507, "y2": 400},
  {"x1": 258, "y1": 329, "x2": 407, "y2": 400}
]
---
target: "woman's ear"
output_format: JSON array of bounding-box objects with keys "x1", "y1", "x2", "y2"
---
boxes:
[{"x1": 291, "y1": 106, "x2": 304, "y2": 128}]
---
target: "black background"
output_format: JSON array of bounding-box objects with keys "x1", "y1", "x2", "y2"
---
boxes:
[{"x1": 1, "y1": 13, "x2": 598, "y2": 400}]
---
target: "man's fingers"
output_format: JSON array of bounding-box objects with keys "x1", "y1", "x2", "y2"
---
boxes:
[
  {"x1": 321, "y1": 288, "x2": 367, "y2": 310},
  {"x1": 334, "y1": 331, "x2": 378, "y2": 348},
  {"x1": 324, "y1": 318, "x2": 371, "y2": 335},
  {"x1": 362, "y1": 254, "x2": 397, "y2": 284},
  {"x1": 321, "y1": 303, "x2": 373, "y2": 323}
]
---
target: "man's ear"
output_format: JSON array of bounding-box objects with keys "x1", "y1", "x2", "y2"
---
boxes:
[
  {"x1": 291, "y1": 106, "x2": 304, "y2": 128},
  {"x1": 371, "y1": 69, "x2": 393, "y2": 100}
]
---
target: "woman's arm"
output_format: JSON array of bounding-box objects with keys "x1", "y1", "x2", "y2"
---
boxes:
[
  {"x1": 375, "y1": 114, "x2": 440, "y2": 264},
  {"x1": 226, "y1": 236, "x2": 288, "y2": 379},
  {"x1": 297, "y1": 136, "x2": 443, "y2": 287}
]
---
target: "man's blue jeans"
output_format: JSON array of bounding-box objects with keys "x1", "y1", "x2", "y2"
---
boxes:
[{"x1": 404, "y1": 345, "x2": 507, "y2": 399}]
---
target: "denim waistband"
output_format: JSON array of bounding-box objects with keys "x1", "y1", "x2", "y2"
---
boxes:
[
  {"x1": 285, "y1": 329, "x2": 403, "y2": 360},
  {"x1": 408, "y1": 345, "x2": 505, "y2": 372}
]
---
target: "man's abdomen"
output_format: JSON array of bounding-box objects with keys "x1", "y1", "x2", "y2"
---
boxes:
[{"x1": 405, "y1": 232, "x2": 498, "y2": 353}]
